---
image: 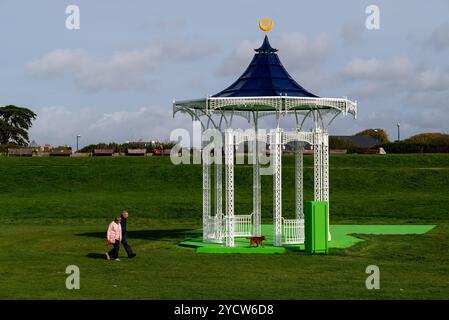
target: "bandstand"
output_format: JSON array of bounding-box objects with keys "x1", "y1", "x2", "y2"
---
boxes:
[{"x1": 173, "y1": 21, "x2": 357, "y2": 248}]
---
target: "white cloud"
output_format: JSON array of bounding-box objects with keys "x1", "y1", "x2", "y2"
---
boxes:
[
  {"x1": 341, "y1": 56, "x2": 414, "y2": 81},
  {"x1": 29, "y1": 105, "x2": 191, "y2": 147},
  {"x1": 330, "y1": 104, "x2": 449, "y2": 140},
  {"x1": 27, "y1": 38, "x2": 218, "y2": 93},
  {"x1": 277, "y1": 32, "x2": 331, "y2": 71},
  {"x1": 335, "y1": 56, "x2": 449, "y2": 138},
  {"x1": 417, "y1": 67, "x2": 449, "y2": 91},
  {"x1": 340, "y1": 56, "x2": 449, "y2": 97}
]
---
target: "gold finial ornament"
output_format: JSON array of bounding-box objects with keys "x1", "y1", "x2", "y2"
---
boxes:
[{"x1": 259, "y1": 17, "x2": 273, "y2": 32}]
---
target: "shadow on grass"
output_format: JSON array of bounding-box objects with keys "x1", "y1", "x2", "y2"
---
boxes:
[
  {"x1": 86, "y1": 253, "x2": 107, "y2": 259},
  {"x1": 76, "y1": 229, "x2": 198, "y2": 241}
]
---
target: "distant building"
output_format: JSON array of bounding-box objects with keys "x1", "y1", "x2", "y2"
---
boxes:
[
  {"x1": 42, "y1": 144, "x2": 52, "y2": 152},
  {"x1": 332, "y1": 135, "x2": 379, "y2": 149}
]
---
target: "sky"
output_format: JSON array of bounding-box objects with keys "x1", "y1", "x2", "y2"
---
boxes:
[{"x1": 1, "y1": 0, "x2": 448, "y2": 149}]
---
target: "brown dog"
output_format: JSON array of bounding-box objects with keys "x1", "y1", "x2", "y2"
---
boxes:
[{"x1": 248, "y1": 236, "x2": 266, "y2": 247}]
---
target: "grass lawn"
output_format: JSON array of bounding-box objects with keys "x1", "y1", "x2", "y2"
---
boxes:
[{"x1": 0, "y1": 154, "x2": 448, "y2": 299}]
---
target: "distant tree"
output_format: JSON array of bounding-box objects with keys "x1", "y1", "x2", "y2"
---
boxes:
[
  {"x1": 29, "y1": 140, "x2": 39, "y2": 147},
  {"x1": 52, "y1": 145, "x2": 72, "y2": 151},
  {"x1": 355, "y1": 128, "x2": 389, "y2": 145},
  {"x1": 0, "y1": 105, "x2": 37, "y2": 145},
  {"x1": 405, "y1": 132, "x2": 449, "y2": 144},
  {"x1": 161, "y1": 141, "x2": 176, "y2": 149}
]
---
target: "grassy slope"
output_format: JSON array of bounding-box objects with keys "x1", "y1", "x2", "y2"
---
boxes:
[
  {"x1": 1, "y1": 154, "x2": 448, "y2": 222},
  {"x1": 0, "y1": 154, "x2": 448, "y2": 299}
]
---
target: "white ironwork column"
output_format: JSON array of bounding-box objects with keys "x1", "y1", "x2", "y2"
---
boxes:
[
  {"x1": 313, "y1": 129, "x2": 331, "y2": 241},
  {"x1": 225, "y1": 129, "x2": 235, "y2": 247},
  {"x1": 215, "y1": 161, "x2": 223, "y2": 241},
  {"x1": 313, "y1": 129, "x2": 323, "y2": 202},
  {"x1": 322, "y1": 131, "x2": 331, "y2": 240},
  {"x1": 273, "y1": 128, "x2": 283, "y2": 246},
  {"x1": 252, "y1": 134, "x2": 262, "y2": 237},
  {"x1": 295, "y1": 140, "x2": 304, "y2": 220},
  {"x1": 202, "y1": 143, "x2": 211, "y2": 242}
]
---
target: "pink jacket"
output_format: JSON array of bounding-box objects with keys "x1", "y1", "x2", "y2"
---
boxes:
[{"x1": 107, "y1": 221, "x2": 122, "y2": 243}]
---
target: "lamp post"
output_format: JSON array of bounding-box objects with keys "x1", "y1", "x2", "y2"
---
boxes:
[
  {"x1": 396, "y1": 123, "x2": 400, "y2": 142},
  {"x1": 76, "y1": 135, "x2": 81, "y2": 152}
]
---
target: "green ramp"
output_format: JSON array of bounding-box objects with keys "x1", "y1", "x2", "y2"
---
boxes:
[
  {"x1": 180, "y1": 224, "x2": 436, "y2": 254},
  {"x1": 328, "y1": 224, "x2": 436, "y2": 249}
]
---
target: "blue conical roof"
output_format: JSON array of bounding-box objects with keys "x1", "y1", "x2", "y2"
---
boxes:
[
  {"x1": 213, "y1": 35, "x2": 318, "y2": 98},
  {"x1": 255, "y1": 35, "x2": 278, "y2": 53}
]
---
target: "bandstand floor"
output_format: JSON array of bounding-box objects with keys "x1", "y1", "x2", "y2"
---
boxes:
[{"x1": 179, "y1": 224, "x2": 435, "y2": 254}]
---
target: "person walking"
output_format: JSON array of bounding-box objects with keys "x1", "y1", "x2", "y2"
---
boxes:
[
  {"x1": 120, "y1": 211, "x2": 136, "y2": 258},
  {"x1": 105, "y1": 217, "x2": 122, "y2": 261}
]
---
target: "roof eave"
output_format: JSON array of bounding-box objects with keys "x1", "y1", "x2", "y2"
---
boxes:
[{"x1": 174, "y1": 96, "x2": 357, "y2": 118}]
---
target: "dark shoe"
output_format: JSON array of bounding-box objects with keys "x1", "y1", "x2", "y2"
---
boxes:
[{"x1": 128, "y1": 253, "x2": 136, "y2": 258}]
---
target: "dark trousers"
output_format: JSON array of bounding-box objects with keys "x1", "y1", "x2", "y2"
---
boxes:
[
  {"x1": 108, "y1": 240, "x2": 120, "y2": 259},
  {"x1": 121, "y1": 237, "x2": 134, "y2": 256}
]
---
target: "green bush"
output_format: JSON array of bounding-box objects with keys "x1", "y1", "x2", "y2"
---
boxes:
[
  {"x1": 355, "y1": 128, "x2": 389, "y2": 145},
  {"x1": 161, "y1": 141, "x2": 176, "y2": 149},
  {"x1": 79, "y1": 143, "x2": 121, "y2": 153},
  {"x1": 78, "y1": 141, "x2": 176, "y2": 154},
  {"x1": 0, "y1": 144, "x2": 16, "y2": 154},
  {"x1": 406, "y1": 132, "x2": 449, "y2": 144},
  {"x1": 345, "y1": 146, "x2": 379, "y2": 154},
  {"x1": 52, "y1": 145, "x2": 72, "y2": 151}
]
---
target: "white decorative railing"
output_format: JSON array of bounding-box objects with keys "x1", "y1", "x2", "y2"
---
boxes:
[
  {"x1": 283, "y1": 131, "x2": 315, "y2": 145},
  {"x1": 174, "y1": 96, "x2": 357, "y2": 119},
  {"x1": 234, "y1": 213, "x2": 253, "y2": 237},
  {"x1": 205, "y1": 215, "x2": 224, "y2": 243},
  {"x1": 282, "y1": 218, "x2": 305, "y2": 244}
]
